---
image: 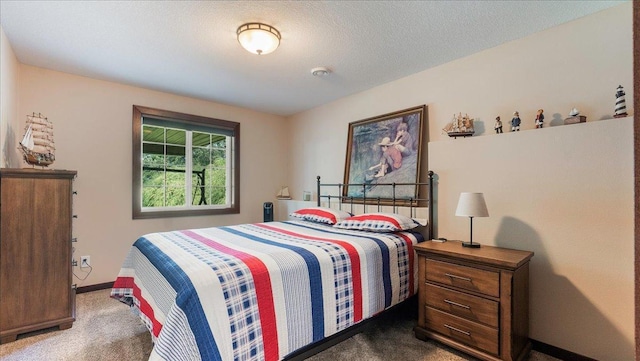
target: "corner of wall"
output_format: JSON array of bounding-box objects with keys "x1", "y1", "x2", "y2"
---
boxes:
[{"x1": 0, "y1": 25, "x2": 21, "y2": 168}]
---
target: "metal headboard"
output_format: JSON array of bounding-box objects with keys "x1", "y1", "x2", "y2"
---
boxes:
[{"x1": 316, "y1": 170, "x2": 434, "y2": 238}]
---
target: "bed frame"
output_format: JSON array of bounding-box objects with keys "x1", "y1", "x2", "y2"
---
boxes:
[
  {"x1": 315, "y1": 170, "x2": 434, "y2": 239},
  {"x1": 284, "y1": 170, "x2": 435, "y2": 360}
]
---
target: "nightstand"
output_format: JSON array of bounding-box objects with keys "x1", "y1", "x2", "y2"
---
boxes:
[{"x1": 414, "y1": 241, "x2": 534, "y2": 361}]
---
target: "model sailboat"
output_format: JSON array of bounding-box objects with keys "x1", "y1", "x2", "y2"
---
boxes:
[
  {"x1": 276, "y1": 186, "x2": 291, "y2": 200},
  {"x1": 18, "y1": 113, "x2": 56, "y2": 167},
  {"x1": 443, "y1": 113, "x2": 474, "y2": 138}
]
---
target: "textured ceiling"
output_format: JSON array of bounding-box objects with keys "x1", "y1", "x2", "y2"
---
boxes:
[{"x1": 0, "y1": 1, "x2": 626, "y2": 117}]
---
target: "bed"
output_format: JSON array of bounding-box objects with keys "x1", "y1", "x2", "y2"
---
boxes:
[{"x1": 111, "y1": 172, "x2": 434, "y2": 361}]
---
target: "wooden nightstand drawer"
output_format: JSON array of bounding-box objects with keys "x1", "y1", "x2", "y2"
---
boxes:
[
  {"x1": 426, "y1": 259, "x2": 500, "y2": 297},
  {"x1": 424, "y1": 306, "x2": 499, "y2": 355},
  {"x1": 424, "y1": 283, "x2": 498, "y2": 328}
]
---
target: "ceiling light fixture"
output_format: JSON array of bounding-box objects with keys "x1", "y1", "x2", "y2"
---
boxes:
[
  {"x1": 237, "y1": 22, "x2": 281, "y2": 55},
  {"x1": 311, "y1": 67, "x2": 330, "y2": 77}
]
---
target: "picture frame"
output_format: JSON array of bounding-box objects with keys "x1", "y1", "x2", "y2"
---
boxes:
[{"x1": 343, "y1": 105, "x2": 426, "y2": 204}]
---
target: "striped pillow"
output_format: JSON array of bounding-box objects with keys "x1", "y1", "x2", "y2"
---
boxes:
[
  {"x1": 334, "y1": 213, "x2": 420, "y2": 232},
  {"x1": 290, "y1": 207, "x2": 353, "y2": 225}
]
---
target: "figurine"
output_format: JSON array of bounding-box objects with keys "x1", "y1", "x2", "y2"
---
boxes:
[
  {"x1": 511, "y1": 112, "x2": 521, "y2": 132},
  {"x1": 535, "y1": 109, "x2": 544, "y2": 128},
  {"x1": 494, "y1": 116, "x2": 503, "y2": 134},
  {"x1": 564, "y1": 107, "x2": 586, "y2": 125},
  {"x1": 614, "y1": 85, "x2": 628, "y2": 118}
]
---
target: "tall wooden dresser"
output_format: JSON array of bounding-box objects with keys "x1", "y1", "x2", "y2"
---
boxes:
[{"x1": 0, "y1": 168, "x2": 77, "y2": 343}]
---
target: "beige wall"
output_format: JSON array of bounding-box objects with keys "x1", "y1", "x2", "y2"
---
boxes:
[
  {"x1": 287, "y1": 3, "x2": 633, "y2": 360},
  {"x1": 431, "y1": 117, "x2": 633, "y2": 360},
  {"x1": 13, "y1": 66, "x2": 289, "y2": 287},
  {"x1": 0, "y1": 26, "x2": 21, "y2": 168}
]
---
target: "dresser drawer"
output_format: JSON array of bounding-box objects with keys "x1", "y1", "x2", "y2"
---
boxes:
[
  {"x1": 424, "y1": 283, "x2": 498, "y2": 328},
  {"x1": 424, "y1": 306, "x2": 499, "y2": 356},
  {"x1": 425, "y1": 259, "x2": 500, "y2": 297}
]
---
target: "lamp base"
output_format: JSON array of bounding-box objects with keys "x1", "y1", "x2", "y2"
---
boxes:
[{"x1": 462, "y1": 241, "x2": 481, "y2": 248}]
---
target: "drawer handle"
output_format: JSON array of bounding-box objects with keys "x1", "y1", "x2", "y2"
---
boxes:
[
  {"x1": 444, "y1": 324, "x2": 471, "y2": 336},
  {"x1": 445, "y1": 273, "x2": 472, "y2": 282},
  {"x1": 444, "y1": 299, "x2": 470, "y2": 309}
]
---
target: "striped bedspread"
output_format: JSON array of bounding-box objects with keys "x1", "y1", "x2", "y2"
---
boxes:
[{"x1": 111, "y1": 220, "x2": 423, "y2": 361}]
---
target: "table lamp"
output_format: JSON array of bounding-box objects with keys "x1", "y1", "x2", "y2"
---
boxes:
[{"x1": 455, "y1": 192, "x2": 489, "y2": 248}]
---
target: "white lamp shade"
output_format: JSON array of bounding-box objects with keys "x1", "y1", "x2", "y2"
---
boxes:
[
  {"x1": 237, "y1": 23, "x2": 281, "y2": 55},
  {"x1": 455, "y1": 192, "x2": 489, "y2": 217}
]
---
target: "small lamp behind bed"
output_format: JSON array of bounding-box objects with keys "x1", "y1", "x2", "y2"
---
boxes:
[{"x1": 455, "y1": 192, "x2": 489, "y2": 248}]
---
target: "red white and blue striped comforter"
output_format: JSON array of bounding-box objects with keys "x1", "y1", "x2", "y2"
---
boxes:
[{"x1": 111, "y1": 220, "x2": 423, "y2": 361}]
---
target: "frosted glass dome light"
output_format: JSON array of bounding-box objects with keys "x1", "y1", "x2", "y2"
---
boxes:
[{"x1": 237, "y1": 23, "x2": 281, "y2": 55}]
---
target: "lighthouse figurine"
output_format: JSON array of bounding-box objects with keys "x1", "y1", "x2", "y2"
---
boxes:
[{"x1": 614, "y1": 85, "x2": 628, "y2": 118}]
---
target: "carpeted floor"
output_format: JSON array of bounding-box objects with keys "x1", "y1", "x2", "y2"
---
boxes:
[
  {"x1": 0, "y1": 289, "x2": 152, "y2": 361},
  {"x1": 0, "y1": 289, "x2": 560, "y2": 361}
]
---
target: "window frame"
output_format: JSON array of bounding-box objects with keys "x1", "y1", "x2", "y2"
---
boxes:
[{"x1": 132, "y1": 105, "x2": 240, "y2": 219}]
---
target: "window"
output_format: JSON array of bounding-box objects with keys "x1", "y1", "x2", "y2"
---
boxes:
[{"x1": 132, "y1": 105, "x2": 240, "y2": 219}]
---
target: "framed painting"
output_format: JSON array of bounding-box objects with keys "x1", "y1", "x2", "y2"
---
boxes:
[{"x1": 343, "y1": 105, "x2": 426, "y2": 203}]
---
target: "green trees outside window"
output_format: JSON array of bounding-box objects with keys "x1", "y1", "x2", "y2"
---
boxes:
[{"x1": 132, "y1": 105, "x2": 240, "y2": 219}]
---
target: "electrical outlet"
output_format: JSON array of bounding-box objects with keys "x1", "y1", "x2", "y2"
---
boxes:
[{"x1": 80, "y1": 255, "x2": 91, "y2": 268}]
